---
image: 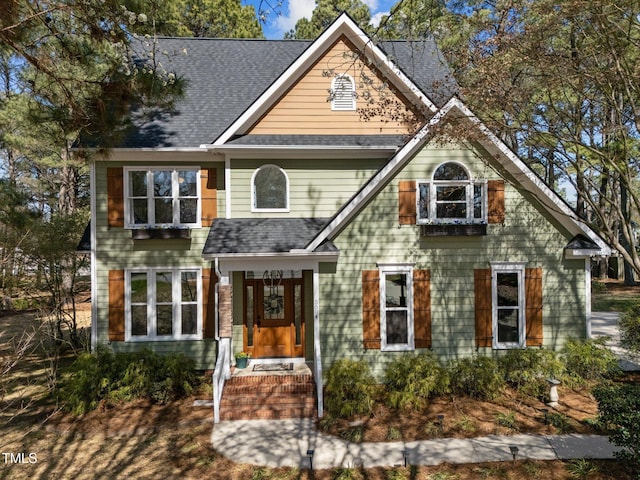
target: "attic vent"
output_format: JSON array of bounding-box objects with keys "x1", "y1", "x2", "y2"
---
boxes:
[{"x1": 331, "y1": 74, "x2": 356, "y2": 111}]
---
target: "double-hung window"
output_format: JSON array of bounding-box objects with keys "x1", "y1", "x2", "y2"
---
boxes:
[
  {"x1": 126, "y1": 267, "x2": 201, "y2": 341},
  {"x1": 125, "y1": 168, "x2": 200, "y2": 228},
  {"x1": 417, "y1": 162, "x2": 486, "y2": 224},
  {"x1": 379, "y1": 265, "x2": 414, "y2": 351},
  {"x1": 491, "y1": 262, "x2": 526, "y2": 349}
]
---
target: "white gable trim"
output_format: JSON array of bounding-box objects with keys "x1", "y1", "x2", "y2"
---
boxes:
[
  {"x1": 306, "y1": 97, "x2": 610, "y2": 256},
  {"x1": 211, "y1": 13, "x2": 437, "y2": 146}
]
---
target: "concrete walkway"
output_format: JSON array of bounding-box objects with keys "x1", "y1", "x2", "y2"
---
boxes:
[
  {"x1": 212, "y1": 418, "x2": 621, "y2": 469},
  {"x1": 591, "y1": 311, "x2": 640, "y2": 371}
]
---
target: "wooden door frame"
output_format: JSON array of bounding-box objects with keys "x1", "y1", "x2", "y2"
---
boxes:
[{"x1": 242, "y1": 274, "x2": 305, "y2": 358}]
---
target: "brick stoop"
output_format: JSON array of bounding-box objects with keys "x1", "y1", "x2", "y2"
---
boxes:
[{"x1": 219, "y1": 372, "x2": 317, "y2": 420}]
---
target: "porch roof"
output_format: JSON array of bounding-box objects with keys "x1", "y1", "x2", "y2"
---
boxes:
[{"x1": 202, "y1": 218, "x2": 338, "y2": 256}]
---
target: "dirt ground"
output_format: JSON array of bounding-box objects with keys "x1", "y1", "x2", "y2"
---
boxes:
[{"x1": 1, "y1": 293, "x2": 638, "y2": 479}]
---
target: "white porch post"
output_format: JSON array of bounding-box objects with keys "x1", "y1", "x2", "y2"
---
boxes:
[{"x1": 313, "y1": 267, "x2": 323, "y2": 418}]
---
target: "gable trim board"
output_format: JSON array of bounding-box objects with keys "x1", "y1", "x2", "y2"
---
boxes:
[
  {"x1": 209, "y1": 13, "x2": 439, "y2": 146},
  {"x1": 305, "y1": 96, "x2": 610, "y2": 258}
]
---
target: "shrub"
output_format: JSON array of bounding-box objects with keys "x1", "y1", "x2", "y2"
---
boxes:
[
  {"x1": 619, "y1": 303, "x2": 640, "y2": 353},
  {"x1": 61, "y1": 347, "x2": 199, "y2": 414},
  {"x1": 563, "y1": 337, "x2": 620, "y2": 383},
  {"x1": 324, "y1": 359, "x2": 375, "y2": 418},
  {"x1": 449, "y1": 356, "x2": 504, "y2": 401},
  {"x1": 593, "y1": 382, "x2": 640, "y2": 473},
  {"x1": 383, "y1": 352, "x2": 449, "y2": 410},
  {"x1": 498, "y1": 349, "x2": 563, "y2": 399}
]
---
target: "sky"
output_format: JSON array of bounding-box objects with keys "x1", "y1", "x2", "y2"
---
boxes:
[{"x1": 242, "y1": 0, "x2": 398, "y2": 39}]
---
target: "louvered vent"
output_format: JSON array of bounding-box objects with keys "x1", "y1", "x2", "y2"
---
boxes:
[{"x1": 332, "y1": 75, "x2": 355, "y2": 111}]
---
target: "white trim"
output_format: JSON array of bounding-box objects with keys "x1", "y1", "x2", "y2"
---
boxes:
[
  {"x1": 490, "y1": 262, "x2": 526, "y2": 349},
  {"x1": 306, "y1": 97, "x2": 610, "y2": 256},
  {"x1": 79, "y1": 147, "x2": 208, "y2": 153},
  {"x1": 250, "y1": 164, "x2": 290, "y2": 213},
  {"x1": 123, "y1": 166, "x2": 201, "y2": 229},
  {"x1": 124, "y1": 267, "x2": 203, "y2": 342},
  {"x1": 585, "y1": 258, "x2": 592, "y2": 338},
  {"x1": 90, "y1": 160, "x2": 98, "y2": 352},
  {"x1": 313, "y1": 267, "x2": 323, "y2": 418},
  {"x1": 225, "y1": 155, "x2": 231, "y2": 219},
  {"x1": 215, "y1": 255, "x2": 335, "y2": 274},
  {"x1": 213, "y1": 13, "x2": 436, "y2": 145},
  {"x1": 379, "y1": 264, "x2": 414, "y2": 352}
]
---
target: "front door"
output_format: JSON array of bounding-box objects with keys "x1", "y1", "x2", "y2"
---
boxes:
[{"x1": 243, "y1": 272, "x2": 304, "y2": 358}]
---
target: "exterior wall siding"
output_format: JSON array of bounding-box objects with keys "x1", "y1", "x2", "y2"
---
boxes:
[
  {"x1": 249, "y1": 37, "x2": 423, "y2": 136},
  {"x1": 93, "y1": 152, "x2": 224, "y2": 369},
  {"x1": 319, "y1": 143, "x2": 586, "y2": 379},
  {"x1": 230, "y1": 157, "x2": 385, "y2": 218}
]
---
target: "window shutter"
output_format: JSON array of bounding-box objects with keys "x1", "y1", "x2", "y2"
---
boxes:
[
  {"x1": 362, "y1": 270, "x2": 381, "y2": 349},
  {"x1": 201, "y1": 169, "x2": 217, "y2": 227},
  {"x1": 474, "y1": 269, "x2": 492, "y2": 347},
  {"x1": 107, "y1": 168, "x2": 124, "y2": 228},
  {"x1": 108, "y1": 270, "x2": 125, "y2": 341},
  {"x1": 525, "y1": 268, "x2": 543, "y2": 346},
  {"x1": 488, "y1": 180, "x2": 505, "y2": 224},
  {"x1": 413, "y1": 269, "x2": 431, "y2": 348},
  {"x1": 398, "y1": 180, "x2": 417, "y2": 225},
  {"x1": 202, "y1": 268, "x2": 217, "y2": 339}
]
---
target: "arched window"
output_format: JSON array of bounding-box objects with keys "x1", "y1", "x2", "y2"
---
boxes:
[
  {"x1": 252, "y1": 165, "x2": 289, "y2": 211},
  {"x1": 331, "y1": 74, "x2": 356, "y2": 111},
  {"x1": 418, "y1": 162, "x2": 486, "y2": 223}
]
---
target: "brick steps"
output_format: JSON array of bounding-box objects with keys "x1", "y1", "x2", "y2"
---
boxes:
[{"x1": 220, "y1": 373, "x2": 317, "y2": 420}]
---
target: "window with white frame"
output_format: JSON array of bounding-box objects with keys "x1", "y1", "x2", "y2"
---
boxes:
[
  {"x1": 380, "y1": 265, "x2": 414, "y2": 351},
  {"x1": 252, "y1": 164, "x2": 289, "y2": 211},
  {"x1": 417, "y1": 162, "x2": 486, "y2": 224},
  {"x1": 492, "y1": 262, "x2": 525, "y2": 349},
  {"x1": 331, "y1": 74, "x2": 356, "y2": 111},
  {"x1": 126, "y1": 267, "x2": 201, "y2": 341},
  {"x1": 125, "y1": 168, "x2": 200, "y2": 228}
]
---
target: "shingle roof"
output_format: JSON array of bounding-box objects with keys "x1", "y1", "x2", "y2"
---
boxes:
[
  {"x1": 203, "y1": 218, "x2": 337, "y2": 255},
  {"x1": 225, "y1": 134, "x2": 407, "y2": 147},
  {"x1": 114, "y1": 36, "x2": 456, "y2": 149}
]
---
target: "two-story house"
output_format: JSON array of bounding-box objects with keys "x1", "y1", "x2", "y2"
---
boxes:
[{"x1": 87, "y1": 13, "x2": 610, "y2": 421}]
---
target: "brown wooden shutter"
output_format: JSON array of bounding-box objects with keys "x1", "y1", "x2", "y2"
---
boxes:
[
  {"x1": 488, "y1": 180, "x2": 505, "y2": 224},
  {"x1": 525, "y1": 267, "x2": 543, "y2": 346},
  {"x1": 107, "y1": 167, "x2": 124, "y2": 228},
  {"x1": 413, "y1": 269, "x2": 432, "y2": 349},
  {"x1": 201, "y1": 169, "x2": 217, "y2": 227},
  {"x1": 474, "y1": 269, "x2": 493, "y2": 347},
  {"x1": 108, "y1": 270, "x2": 125, "y2": 341},
  {"x1": 202, "y1": 268, "x2": 217, "y2": 339},
  {"x1": 362, "y1": 270, "x2": 381, "y2": 349},
  {"x1": 398, "y1": 180, "x2": 417, "y2": 225}
]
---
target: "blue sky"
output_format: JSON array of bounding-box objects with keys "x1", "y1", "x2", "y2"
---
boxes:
[{"x1": 242, "y1": 0, "x2": 398, "y2": 39}]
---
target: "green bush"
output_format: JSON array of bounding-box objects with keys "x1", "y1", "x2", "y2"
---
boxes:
[
  {"x1": 563, "y1": 337, "x2": 620, "y2": 383},
  {"x1": 383, "y1": 352, "x2": 449, "y2": 410},
  {"x1": 619, "y1": 303, "x2": 640, "y2": 353},
  {"x1": 498, "y1": 349, "x2": 564, "y2": 399},
  {"x1": 449, "y1": 356, "x2": 504, "y2": 401},
  {"x1": 61, "y1": 347, "x2": 199, "y2": 415},
  {"x1": 593, "y1": 382, "x2": 640, "y2": 473},
  {"x1": 324, "y1": 359, "x2": 375, "y2": 418}
]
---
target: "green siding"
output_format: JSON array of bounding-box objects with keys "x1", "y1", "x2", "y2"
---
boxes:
[
  {"x1": 93, "y1": 154, "x2": 224, "y2": 369},
  {"x1": 318, "y1": 143, "x2": 587, "y2": 379},
  {"x1": 230, "y1": 158, "x2": 385, "y2": 217}
]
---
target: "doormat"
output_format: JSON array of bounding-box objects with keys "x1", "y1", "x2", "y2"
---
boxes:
[{"x1": 252, "y1": 363, "x2": 294, "y2": 372}]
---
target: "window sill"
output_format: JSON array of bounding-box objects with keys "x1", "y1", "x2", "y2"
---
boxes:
[
  {"x1": 420, "y1": 224, "x2": 487, "y2": 236},
  {"x1": 131, "y1": 228, "x2": 191, "y2": 240}
]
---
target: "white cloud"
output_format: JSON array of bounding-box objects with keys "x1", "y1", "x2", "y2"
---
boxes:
[
  {"x1": 371, "y1": 10, "x2": 389, "y2": 27},
  {"x1": 363, "y1": 0, "x2": 379, "y2": 10},
  {"x1": 274, "y1": 0, "x2": 316, "y2": 35}
]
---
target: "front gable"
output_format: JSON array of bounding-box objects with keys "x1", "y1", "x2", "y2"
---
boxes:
[{"x1": 248, "y1": 35, "x2": 425, "y2": 136}]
